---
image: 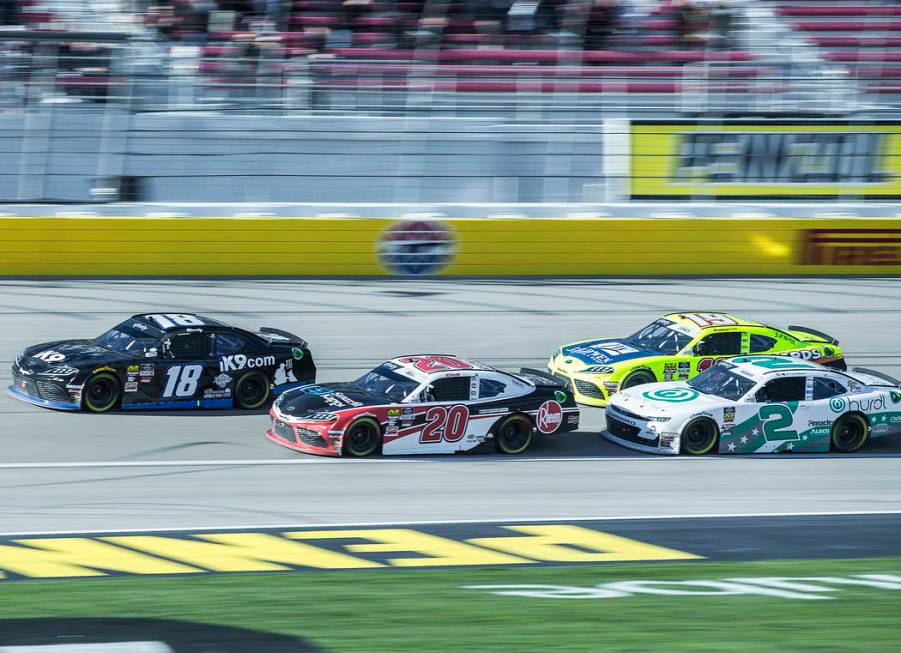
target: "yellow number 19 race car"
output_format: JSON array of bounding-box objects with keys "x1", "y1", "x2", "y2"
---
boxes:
[{"x1": 548, "y1": 312, "x2": 845, "y2": 406}]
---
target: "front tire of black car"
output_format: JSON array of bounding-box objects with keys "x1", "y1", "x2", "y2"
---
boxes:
[
  {"x1": 621, "y1": 369, "x2": 655, "y2": 390},
  {"x1": 495, "y1": 414, "x2": 534, "y2": 455},
  {"x1": 82, "y1": 372, "x2": 120, "y2": 413},
  {"x1": 235, "y1": 370, "x2": 270, "y2": 410},
  {"x1": 343, "y1": 417, "x2": 382, "y2": 457}
]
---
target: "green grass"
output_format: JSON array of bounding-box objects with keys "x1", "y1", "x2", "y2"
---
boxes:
[{"x1": 2, "y1": 558, "x2": 900, "y2": 652}]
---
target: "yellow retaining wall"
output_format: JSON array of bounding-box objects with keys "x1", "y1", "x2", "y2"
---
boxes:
[{"x1": 1, "y1": 216, "x2": 899, "y2": 276}]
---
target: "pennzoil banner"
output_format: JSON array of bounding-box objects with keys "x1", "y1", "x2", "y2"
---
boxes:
[{"x1": 630, "y1": 121, "x2": 901, "y2": 199}]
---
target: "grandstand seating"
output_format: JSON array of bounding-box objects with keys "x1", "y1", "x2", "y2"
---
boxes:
[
  {"x1": 6, "y1": 1, "x2": 882, "y2": 108},
  {"x1": 773, "y1": 1, "x2": 901, "y2": 98}
]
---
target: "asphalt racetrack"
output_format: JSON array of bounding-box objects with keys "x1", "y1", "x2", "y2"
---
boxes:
[{"x1": 1, "y1": 278, "x2": 900, "y2": 534}]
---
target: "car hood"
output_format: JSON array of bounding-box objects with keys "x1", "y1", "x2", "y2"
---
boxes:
[
  {"x1": 558, "y1": 338, "x2": 659, "y2": 371},
  {"x1": 18, "y1": 340, "x2": 129, "y2": 373},
  {"x1": 609, "y1": 381, "x2": 727, "y2": 418},
  {"x1": 276, "y1": 382, "x2": 387, "y2": 417}
]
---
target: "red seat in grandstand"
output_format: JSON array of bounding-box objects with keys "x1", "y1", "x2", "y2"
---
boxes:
[
  {"x1": 325, "y1": 48, "x2": 753, "y2": 64},
  {"x1": 792, "y1": 19, "x2": 901, "y2": 31},
  {"x1": 777, "y1": 5, "x2": 901, "y2": 17}
]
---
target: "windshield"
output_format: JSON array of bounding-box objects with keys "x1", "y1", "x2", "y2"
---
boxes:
[
  {"x1": 626, "y1": 319, "x2": 693, "y2": 356},
  {"x1": 95, "y1": 320, "x2": 162, "y2": 355},
  {"x1": 354, "y1": 365, "x2": 421, "y2": 403},
  {"x1": 688, "y1": 365, "x2": 756, "y2": 401}
]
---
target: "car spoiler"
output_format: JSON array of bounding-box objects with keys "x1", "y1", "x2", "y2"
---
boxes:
[
  {"x1": 519, "y1": 367, "x2": 566, "y2": 387},
  {"x1": 850, "y1": 367, "x2": 901, "y2": 387},
  {"x1": 258, "y1": 327, "x2": 307, "y2": 348},
  {"x1": 787, "y1": 325, "x2": 839, "y2": 345}
]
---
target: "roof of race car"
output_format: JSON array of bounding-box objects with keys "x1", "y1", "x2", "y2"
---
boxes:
[
  {"x1": 663, "y1": 312, "x2": 763, "y2": 332},
  {"x1": 382, "y1": 355, "x2": 494, "y2": 380},
  {"x1": 131, "y1": 313, "x2": 228, "y2": 331},
  {"x1": 722, "y1": 356, "x2": 824, "y2": 380}
]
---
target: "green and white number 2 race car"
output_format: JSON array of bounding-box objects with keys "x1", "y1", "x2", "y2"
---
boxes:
[{"x1": 604, "y1": 356, "x2": 901, "y2": 455}]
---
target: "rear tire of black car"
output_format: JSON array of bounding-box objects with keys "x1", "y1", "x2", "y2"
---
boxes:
[
  {"x1": 680, "y1": 417, "x2": 719, "y2": 455},
  {"x1": 235, "y1": 370, "x2": 270, "y2": 410},
  {"x1": 495, "y1": 414, "x2": 534, "y2": 455},
  {"x1": 621, "y1": 370, "x2": 655, "y2": 390},
  {"x1": 83, "y1": 372, "x2": 120, "y2": 413},
  {"x1": 831, "y1": 413, "x2": 869, "y2": 453},
  {"x1": 343, "y1": 417, "x2": 382, "y2": 457}
]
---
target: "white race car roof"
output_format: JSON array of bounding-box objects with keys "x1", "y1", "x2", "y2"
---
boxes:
[
  {"x1": 381, "y1": 355, "x2": 495, "y2": 383},
  {"x1": 720, "y1": 356, "x2": 825, "y2": 382}
]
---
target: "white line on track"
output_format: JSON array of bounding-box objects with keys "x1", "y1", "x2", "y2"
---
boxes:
[
  {"x1": 1, "y1": 510, "x2": 899, "y2": 537},
  {"x1": 0, "y1": 454, "x2": 883, "y2": 470}
]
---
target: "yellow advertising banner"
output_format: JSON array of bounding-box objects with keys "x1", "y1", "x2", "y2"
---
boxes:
[
  {"x1": 0, "y1": 216, "x2": 899, "y2": 276},
  {"x1": 630, "y1": 121, "x2": 901, "y2": 199}
]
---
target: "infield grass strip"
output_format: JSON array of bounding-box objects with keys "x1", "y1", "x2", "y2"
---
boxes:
[{"x1": 1, "y1": 557, "x2": 899, "y2": 653}]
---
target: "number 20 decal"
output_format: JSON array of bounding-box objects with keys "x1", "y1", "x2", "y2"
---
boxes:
[
  {"x1": 401, "y1": 355, "x2": 470, "y2": 373},
  {"x1": 420, "y1": 405, "x2": 470, "y2": 443}
]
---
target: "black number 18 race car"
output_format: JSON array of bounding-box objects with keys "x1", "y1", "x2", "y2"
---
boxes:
[
  {"x1": 8, "y1": 313, "x2": 315, "y2": 412},
  {"x1": 268, "y1": 354, "x2": 580, "y2": 456}
]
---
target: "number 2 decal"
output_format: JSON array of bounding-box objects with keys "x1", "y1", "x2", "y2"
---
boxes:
[
  {"x1": 758, "y1": 404, "x2": 799, "y2": 442},
  {"x1": 163, "y1": 364, "x2": 203, "y2": 398},
  {"x1": 420, "y1": 405, "x2": 470, "y2": 443}
]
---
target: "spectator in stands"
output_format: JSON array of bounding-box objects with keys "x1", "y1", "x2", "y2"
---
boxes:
[
  {"x1": 584, "y1": 0, "x2": 621, "y2": 50},
  {"x1": 0, "y1": 0, "x2": 18, "y2": 26},
  {"x1": 710, "y1": 1, "x2": 733, "y2": 50}
]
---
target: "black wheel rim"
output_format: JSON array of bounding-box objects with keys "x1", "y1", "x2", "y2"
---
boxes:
[
  {"x1": 685, "y1": 421, "x2": 714, "y2": 452},
  {"x1": 837, "y1": 418, "x2": 865, "y2": 450},
  {"x1": 239, "y1": 375, "x2": 266, "y2": 406},
  {"x1": 349, "y1": 423, "x2": 378, "y2": 454},
  {"x1": 624, "y1": 374, "x2": 650, "y2": 389},
  {"x1": 87, "y1": 378, "x2": 115, "y2": 409},
  {"x1": 500, "y1": 421, "x2": 529, "y2": 452}
]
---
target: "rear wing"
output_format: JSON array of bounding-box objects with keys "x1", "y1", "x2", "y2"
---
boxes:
[
  {"x1": 786, "y1": 325, "x2": 839, "y2": 345},
  {"x1": 258, "y1": 327, "x2": 307, "y2": 348},
  {"x1": 518, "y1": 367, "x2": 566, "y2": 388},
  {"x1": 850, "y1": 367, "x2": 901, "y2": 387}
]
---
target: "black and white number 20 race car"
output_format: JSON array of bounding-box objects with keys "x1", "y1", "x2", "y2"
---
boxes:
[
  {"x1": 268, "y1": 355, "x2": 580, "y2": 456},
  {"x1": 8, "y1": 313, "x2": 315, "y2": 412}
]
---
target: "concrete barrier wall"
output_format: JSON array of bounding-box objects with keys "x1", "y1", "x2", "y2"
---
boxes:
[
  {"x1": 2, "y1": 216, "x2": 899, "y2": 276},
  {"x1": 2, "y1": 111, "x2": 604, "y2": 203}
]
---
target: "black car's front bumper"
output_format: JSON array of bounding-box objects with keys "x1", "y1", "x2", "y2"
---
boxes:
[{"x1": 8, "y1": 365, "x2": 81, "y2": 410}]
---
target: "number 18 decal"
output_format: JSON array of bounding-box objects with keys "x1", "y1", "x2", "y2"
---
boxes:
[
  {"x1": 420, "y1": 405, "x2": 469, "y2": 443},
  {"x1": 163, "y1": 364, "x2": 203, "y2": 398}
]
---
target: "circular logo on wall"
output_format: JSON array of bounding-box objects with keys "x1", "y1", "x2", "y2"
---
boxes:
[
  {"x1": 377, "y1": 220, "x2": 457, "y2": 276},
  {"x1": 536, "y1": 400, "x2": 563, "y2": 433}
]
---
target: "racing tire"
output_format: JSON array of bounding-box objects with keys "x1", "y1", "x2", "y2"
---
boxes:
[
  {"x1": 495, "y1": 414, "x2": 534, "y2": 455},
  {"x1": 621, "y1": 370, "x2": 655, "y2": 390},
  {"x1": 343, "y1": 417, "x2": 382, "y2": 457},
  {"x1": 235, "y1": 370, "x2": 270, "y2": 410},
  {"x1": 680, "y1": 417, "x2": 719, "y2": 455},
  {"x1": 830, "y1": 413, "x2": 869, "y2": 453},
  {"x1": 82, "y1": 372, "x2": 120, "y2": 413}
]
